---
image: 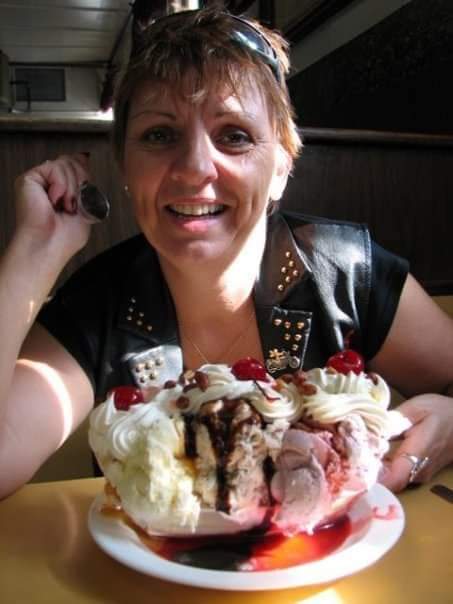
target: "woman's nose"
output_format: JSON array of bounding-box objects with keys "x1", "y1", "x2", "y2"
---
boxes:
[{"x1": 170, "y1": 134, "x2": 218, "y2": 186}]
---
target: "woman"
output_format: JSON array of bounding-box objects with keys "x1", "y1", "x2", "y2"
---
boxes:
[{"x1": 1, "y1": 7, "x2": 452, "y2": 499}]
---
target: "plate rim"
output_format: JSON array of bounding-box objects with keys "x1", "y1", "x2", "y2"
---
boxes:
[{"x1": 87, "y1": 483, "x2": 405, "y2": 591}]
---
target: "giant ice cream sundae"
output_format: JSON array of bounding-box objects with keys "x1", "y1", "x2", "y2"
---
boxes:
[{"x1": 89, "y1": 358, "x2": 409, "y2": 537}]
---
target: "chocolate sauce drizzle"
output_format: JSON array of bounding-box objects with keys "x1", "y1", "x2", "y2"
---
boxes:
[{"x1": 183, "y1": 399, "x2": 272, "y2": 514}]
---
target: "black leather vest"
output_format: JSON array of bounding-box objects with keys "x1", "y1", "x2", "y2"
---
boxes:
[{"x1": 95, "y1": 211, "x2": 371, "y2": 398}]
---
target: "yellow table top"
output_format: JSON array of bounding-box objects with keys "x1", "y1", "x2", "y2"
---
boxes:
[{"x1": 1, "y1": 469, "x2": 452, "y2": 604}]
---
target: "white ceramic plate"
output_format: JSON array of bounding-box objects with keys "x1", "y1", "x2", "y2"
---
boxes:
[{"x1": 88, "y1": 484, "x2": 404, "y2": 591}]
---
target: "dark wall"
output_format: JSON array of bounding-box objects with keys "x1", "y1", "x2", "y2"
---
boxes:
[{"x1": 288, "y1": 0, "x2": 453, "y2": 134}]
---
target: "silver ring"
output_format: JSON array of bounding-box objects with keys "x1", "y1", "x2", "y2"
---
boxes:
[{"x1": 400, "y1": 453, "x2": 430, "y2": 483}]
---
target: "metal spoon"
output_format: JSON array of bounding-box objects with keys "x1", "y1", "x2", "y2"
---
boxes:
[{"x1": 78, "y1": 181, "x2": 110, "y2": 223}]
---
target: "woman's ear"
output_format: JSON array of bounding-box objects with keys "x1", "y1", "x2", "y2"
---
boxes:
[{"x1": 269, "y1": 145, "x2": 292, "y2": 202}]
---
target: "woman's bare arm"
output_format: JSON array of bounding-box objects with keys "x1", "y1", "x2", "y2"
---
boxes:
[
  {"x1": 0, "y1": 154, "x2": 94, "y2": 498},
  {"x1": 369, "y1": 274, "x2": 453, "y2": 397},
  {"x1": 369, "y1": 274, "x2": 453, "y2": 490},
  {"x1": 0, "y1": 324, "x2": 94, "y2": 498}
]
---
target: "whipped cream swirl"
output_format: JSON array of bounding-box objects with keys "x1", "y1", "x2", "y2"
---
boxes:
[
  {"x1": 301, "y1": 368, "x2": 391, "y2": 436},
  {"x1": 169, "y1": 364, "x2": 305, "y2": 423},
  {"x1": 89, "y1": 392, "x2": 183, "y2": 462}
]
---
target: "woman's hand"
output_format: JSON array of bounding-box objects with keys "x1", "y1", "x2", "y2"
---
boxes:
[
  {"x1": 13, "y1": 153, "x2": 92, "y2": 263},
  {"x1": 379, "y1": 394, "x2": 453, "y2": 492}
]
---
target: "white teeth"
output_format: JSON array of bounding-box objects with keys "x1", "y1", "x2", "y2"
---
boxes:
[{"x1": 170, "y1": 203, "x2": 224, "y2": 216}]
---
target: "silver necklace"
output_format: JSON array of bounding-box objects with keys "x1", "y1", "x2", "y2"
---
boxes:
[{"x1": 181, "y1": 308, "x2": 256, "y2": 365}]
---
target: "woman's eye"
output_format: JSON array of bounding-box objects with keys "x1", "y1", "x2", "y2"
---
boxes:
[
  {"x1": 217, "y1": 128, "x2": 253, "y2": 148},
  {"x1": 141, "y1": 127, "x2": 178, "y2": 145}
]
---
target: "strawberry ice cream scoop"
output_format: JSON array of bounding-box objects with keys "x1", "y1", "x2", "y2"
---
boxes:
[
  {"x1": 269, "y1": 369, "x2": 410, "y2": 534},
  {"x1": 271, "y1": 429, "x2": 331, "y2": 533}
]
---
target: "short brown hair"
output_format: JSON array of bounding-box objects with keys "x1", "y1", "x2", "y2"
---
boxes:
[{"x1": 112, "y1": 7, "x2": 302, "y2": 164}]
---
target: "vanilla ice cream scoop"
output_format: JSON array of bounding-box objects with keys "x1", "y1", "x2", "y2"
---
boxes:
[{"x1": 89, "y1": 391, "x2": 202, "y2": 533}]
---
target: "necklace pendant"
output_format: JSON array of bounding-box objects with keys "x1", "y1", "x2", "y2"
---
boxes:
[{"x1": 181, "y1": 307, "x2": 256, "y2": 366}]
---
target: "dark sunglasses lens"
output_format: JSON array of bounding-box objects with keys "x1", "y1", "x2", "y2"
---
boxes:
[{"x1": 229, "y1": 18, "x2": 280, "y2": 82}]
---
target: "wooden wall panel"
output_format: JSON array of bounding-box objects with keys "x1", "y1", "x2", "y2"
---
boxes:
[{"x1": 282, "y1": 129, "x2": 453, "y2": 294}]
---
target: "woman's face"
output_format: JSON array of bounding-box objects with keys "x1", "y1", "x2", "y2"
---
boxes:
[{"x1": 122, "y1": 78, "x2": 289, "y2": 267}]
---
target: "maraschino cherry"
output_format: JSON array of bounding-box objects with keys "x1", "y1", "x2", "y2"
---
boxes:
[
  {"x1": 232, "y1": 357, "x2": 269, "y2": 382},
  {"x1": 111, "y1": 386, "x2": 144, "y2": 410},
  {"x1": 326, "y1": 332, "x2": 364, "y2": 375}
]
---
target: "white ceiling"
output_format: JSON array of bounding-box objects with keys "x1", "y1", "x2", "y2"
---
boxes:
[
  {"x1": 0, "y1": 0, "x2": 131, "y2": 65},
  {"x1": 0, "y1": 0, "x2": 329, "y2": 66}
]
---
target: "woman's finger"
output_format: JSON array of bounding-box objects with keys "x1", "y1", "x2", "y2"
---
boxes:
[
  {"x1": 380, "y1": 413, "x2": 439, "y2": 491},
  {"x1": 381, "y1": 450, "x2": 430, "y2": 492},
  {"x1": 40, "y1": 155, "x2": 90, "y2": 215}
]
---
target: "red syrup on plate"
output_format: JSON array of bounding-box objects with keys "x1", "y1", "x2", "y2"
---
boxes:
[
  {"x1": 152, "y1": 517, "x2": 351, "y2": 572},
  {"x1": 102, "y1": 507, "x2": 351, "y2": 572}
]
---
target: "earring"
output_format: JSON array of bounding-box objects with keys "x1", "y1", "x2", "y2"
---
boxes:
[
  {"x1": 124, "y1": 185, "x2": 129, "y2": 195},
  {"x1": 267, "y1": 199, "x2": 277, "y2": 216}
]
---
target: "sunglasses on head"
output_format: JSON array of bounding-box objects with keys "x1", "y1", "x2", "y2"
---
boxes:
[
  {"x1": 134, "y1": 9, "x2": 282, "y2": 85},
  {"x1": 228, "y1": 14, "x2": 282, "y2": 84}
]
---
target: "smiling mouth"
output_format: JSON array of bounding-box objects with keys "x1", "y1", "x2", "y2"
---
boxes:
[{"x1": 167, "y1": 203, "x2": 225, "y2": 217}]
